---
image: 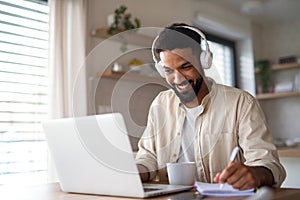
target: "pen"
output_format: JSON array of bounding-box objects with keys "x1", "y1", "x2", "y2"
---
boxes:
[{"x1": 220, "y1": 147, "x2": 240, "y2": 189}]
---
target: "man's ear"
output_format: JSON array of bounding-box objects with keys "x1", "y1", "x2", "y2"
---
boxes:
[{"x1": 155, "y1": 61, "x2": 165, "y2": 78}]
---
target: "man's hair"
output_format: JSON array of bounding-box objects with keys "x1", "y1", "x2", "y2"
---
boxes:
[{"x1": 152, "y1": 23, "x2": 202, "y2": 62}]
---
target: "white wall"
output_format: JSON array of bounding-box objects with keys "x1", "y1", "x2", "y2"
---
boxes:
[
  {"x1": 253, "y1": 21, "x2": 300, "y2": 63},
  {"x1": 280, "y1": 157, "x2": 300, "y2": 188},
  {"x1": 252, "y1": 21, "x2": 300, "y2": 140}
]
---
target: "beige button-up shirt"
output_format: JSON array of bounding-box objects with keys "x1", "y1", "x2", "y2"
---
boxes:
[{"x1": 135, "y1": 82, "x2": 286, "y2": 187}]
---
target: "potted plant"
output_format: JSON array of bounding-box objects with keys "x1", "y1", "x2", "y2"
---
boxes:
[
  {"x1": 255, "y1": 60, "x2": 272, "y2": 93},
  {"x1": 107, "y1": 5, "x2": 141, "y2": 35}
]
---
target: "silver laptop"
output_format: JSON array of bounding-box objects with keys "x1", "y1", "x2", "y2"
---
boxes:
[{"x1": 43, "y1": 113, "x2": 192, "y2": 198}]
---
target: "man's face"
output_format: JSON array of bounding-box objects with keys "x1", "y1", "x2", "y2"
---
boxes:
[{"x1": 159, "y1": 48, "x2": 203, "y2": 104}]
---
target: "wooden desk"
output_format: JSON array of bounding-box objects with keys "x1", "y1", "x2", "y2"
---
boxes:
[{"x1": 1, "y1": 183, "x2": 300, "y2": 200}]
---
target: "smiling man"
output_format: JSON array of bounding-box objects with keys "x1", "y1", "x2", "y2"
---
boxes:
[
  {"x1": 135, "y1": 23, "x2": 286, "y2": 190},
  {"x1": 160, "y1": 48, "x2": 206, "y2": 107}
]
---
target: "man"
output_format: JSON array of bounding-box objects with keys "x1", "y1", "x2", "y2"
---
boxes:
[{"x1": 135, "y1": 23, "x2": 286, "y2": 190}]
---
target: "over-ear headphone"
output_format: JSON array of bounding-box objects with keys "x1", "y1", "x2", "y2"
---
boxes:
[{"x1": 151, "y1": 25, "x2": 213, "y2": 78}]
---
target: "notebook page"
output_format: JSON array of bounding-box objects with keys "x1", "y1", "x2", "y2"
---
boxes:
[{"x1": 195, "y1": 182, "x2": 255, "y2": 197}]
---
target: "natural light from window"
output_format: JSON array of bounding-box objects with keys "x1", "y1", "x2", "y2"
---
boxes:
[
  {"x1": 0, "y1": 0, "x2": 49, "y2": 185},
  {"x1": 204, "y1": 40, "x2": 235, "y2": 87}
]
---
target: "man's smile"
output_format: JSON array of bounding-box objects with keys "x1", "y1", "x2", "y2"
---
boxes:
[{"x1": 174, "y1": 80, "x2": 193, "y2": 94}]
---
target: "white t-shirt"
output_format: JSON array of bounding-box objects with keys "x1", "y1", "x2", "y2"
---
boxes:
[{"x1": 178, "y1": 105, "x2": 203, "y2": 163}]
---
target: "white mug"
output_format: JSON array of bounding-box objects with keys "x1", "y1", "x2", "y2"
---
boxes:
[{"x1": 166, "y1": 162, "x2": 196, "y2": 186}]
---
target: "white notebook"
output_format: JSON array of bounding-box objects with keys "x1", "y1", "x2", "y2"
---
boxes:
[{"x1": 195, "y1": 182, "x2": 255, "y2": 197}]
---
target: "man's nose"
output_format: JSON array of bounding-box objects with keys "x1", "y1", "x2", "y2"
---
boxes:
[{"x1": 173, "y1": 71, "x2": 186, "y2": 84}]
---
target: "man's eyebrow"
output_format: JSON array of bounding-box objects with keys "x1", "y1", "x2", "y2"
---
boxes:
[
  {"x1": 181, "y1": 62, "x2": 192, "y2": 67},
  {"x1": 163, "y1": 62, "x2": 192, "y2": 69}
]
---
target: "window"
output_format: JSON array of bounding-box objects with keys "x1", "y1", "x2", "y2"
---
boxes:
[
  {"x1": 0, "y1": 0, "x2": 49, "y2": 185},
  {"x1": 203, "y1": 33, "x2": 236, "y2": 87}
]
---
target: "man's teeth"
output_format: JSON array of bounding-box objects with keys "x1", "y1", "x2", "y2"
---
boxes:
[
  {"x1": 178, "y1": 85, "x2": 186, "y2": 89},
  {"x1": 177, "y1": 83, "x2": 189, "y2": 89}
]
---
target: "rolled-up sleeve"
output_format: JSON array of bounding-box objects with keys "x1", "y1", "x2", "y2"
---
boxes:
[{"x1": 238, "y1": 94, "x2": 286, "y2": 187}]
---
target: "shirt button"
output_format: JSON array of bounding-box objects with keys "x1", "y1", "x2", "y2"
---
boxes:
[
  {"x1": 173, "y1": 154, "x2": 177, "y2": 157},
  {"x1": 199, "y1": 105, "x2": 204, "y2": 114},
  {"x1": 177, "y1": 132, "x2": 181, "y2": 136}
]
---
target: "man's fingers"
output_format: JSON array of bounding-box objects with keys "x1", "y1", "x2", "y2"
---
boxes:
[
  {"x1": 222, "y1": 163, "x2": 257, "y2": 190},
  {"x1": 218, "y1": 163, "x2": 238, "y2": 183},
  {"x1": 213, "y1": 172, "x2": 221, "y2": 183},
  {"x1": 226, "y1": 164, "x2": 248, "y2": 185},
  {"x1": 217, "y1": 163, "x2": 259, "y2": 190}
]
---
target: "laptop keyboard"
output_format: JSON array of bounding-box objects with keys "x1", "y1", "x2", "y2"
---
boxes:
[{"x1": 144, "y1": 188, "x2": 161, "y2": 192}]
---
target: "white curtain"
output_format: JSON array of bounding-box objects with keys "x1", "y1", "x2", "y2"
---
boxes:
[
  {"x1": 48, "y1": 0, "x2": 87, "y2": 119},
  {"x1": 47, "y1": 0, "x2": 87, "y2": 182}
]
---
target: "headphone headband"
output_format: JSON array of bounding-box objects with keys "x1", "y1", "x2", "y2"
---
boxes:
[
  {"x1": 151, "y1": 25, "x2": 213, "y2": 78},
  {"x1": 179, "y1": 25, "x2": 211, "y2": 53}
]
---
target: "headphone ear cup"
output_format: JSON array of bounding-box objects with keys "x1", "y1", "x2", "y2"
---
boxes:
[
  {"x1": 155, "y1": 61, "x2": 165, "y2": 78},
  {"x1": 200, "y1": 50, "x2": 213, "y2": 69}
]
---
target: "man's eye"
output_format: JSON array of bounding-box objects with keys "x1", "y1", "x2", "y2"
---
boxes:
[
  {"x1": 164, "y1": 68, "x2": 173, "y2": 74},
  {"x1": 182, "y1": 65, "x2": 193, "y2": 70}
]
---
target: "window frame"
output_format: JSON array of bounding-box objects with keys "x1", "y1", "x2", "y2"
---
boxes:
[{"x1": 205, "y1": 32, "x2": 237, "y2": 87}]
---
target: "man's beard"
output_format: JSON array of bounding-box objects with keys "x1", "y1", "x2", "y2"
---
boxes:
[{"x1": 171, "y1": 77, "x2": 203, "y2": 104}]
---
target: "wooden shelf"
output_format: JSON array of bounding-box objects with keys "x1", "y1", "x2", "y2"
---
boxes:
[
  {"x1": 255, "y1": 62, "x2": 300, "y2": 100},
  {"x1": 101, "y1": 70, "x2": 168, "y2": 86},
  {"x1": 256, "y1": 91, "x2": 300, "y2": 100},
  {"x1": 278, "y1": 145, "x2": 300, "y2": 158},
  {"x1": 271, "y1": 62, "x2": 300, "y2": 71},
  {"x1": 91, "y1": 27, "x2": 154, "y2": 47}
]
